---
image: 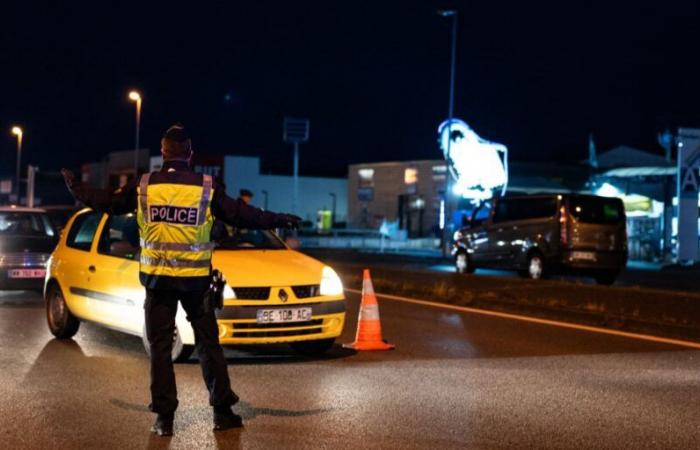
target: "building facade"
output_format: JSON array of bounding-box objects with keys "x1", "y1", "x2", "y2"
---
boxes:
[{"x1": 348, "y1": 160, "x2": 448, "y2": 237}]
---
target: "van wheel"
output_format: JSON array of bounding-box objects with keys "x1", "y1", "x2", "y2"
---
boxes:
[
  {"x1": 525, "y1": 252, "x2": 545, "y2": 280},
  {"x1": 455, "y1": 251, "x2": 474, "y2": 274},
  {"x1": 46, "y1": 283, "x2": 80, "y2": 339},
  {"x1": 290, "y1": 339, "x2": 335, "y2": 355},
  {"x1": 595, "y1": 271, "x2": 618, "y2": 285},
  {"x1": 142, "y1": 324, "x2": 195, "y2": 363}
]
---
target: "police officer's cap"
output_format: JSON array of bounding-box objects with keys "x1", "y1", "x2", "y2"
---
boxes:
[{"x1": 163, "y1": 123, "x2": 190, "y2": 142}]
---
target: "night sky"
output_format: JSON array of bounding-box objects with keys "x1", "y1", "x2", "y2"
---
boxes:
[{"x1": 1, "y1": 1, "x2": 699, "y2": 179}]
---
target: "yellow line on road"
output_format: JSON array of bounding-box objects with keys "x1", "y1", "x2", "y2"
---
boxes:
[{"x1": 344, "y1": 288, "x2": 700, "y2": 350}]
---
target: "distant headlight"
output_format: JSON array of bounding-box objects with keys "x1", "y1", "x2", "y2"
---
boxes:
[
  {"x1": 223, "y1": 284, "x2": 236, "y2": 300},
  {"x1": 320, "y1": 266, "x2": 343, "y2": 296}
]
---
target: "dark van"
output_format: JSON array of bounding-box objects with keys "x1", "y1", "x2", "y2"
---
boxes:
[{"x1": 452, "y1": 194, "x2": 627, "y2": 284}]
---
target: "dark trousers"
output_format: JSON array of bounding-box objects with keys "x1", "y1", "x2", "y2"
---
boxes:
[{"x1": 144, "y1": 288, "x2": 238, "y2": 414}]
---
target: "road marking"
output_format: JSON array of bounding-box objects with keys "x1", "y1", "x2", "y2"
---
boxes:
[{"x1": 344, "y1": 288, "x2": 700, "y2": 350}]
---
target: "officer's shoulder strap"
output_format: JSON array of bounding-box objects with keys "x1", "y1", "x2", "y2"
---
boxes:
[
  {"x1": 198, "y1": 174, "x2": 214, "y2": 225},
  {"x1": 138, "y1": 173, "x2": 152, "y2": 220}
]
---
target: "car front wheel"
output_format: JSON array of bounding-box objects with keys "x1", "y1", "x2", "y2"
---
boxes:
[
  {"x1": 142, "y1": 323, "x2": 195, "y2": 363},
  {"x1": 46, "y1": 283, "x2": 80, "y2": 339},
  {"x1": 525, "y1": 253, "x2": 545, "y2": 280}
]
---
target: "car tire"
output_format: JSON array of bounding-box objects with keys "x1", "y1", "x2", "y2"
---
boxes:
[
  {"x1": 455, "y1": 251, "x2": 469, "y2": 274},
  {"x1": 594, "y1": 271, "x2": 618, "y2": 286},
  {"x1": 46, "y1": 283, "x2": 80, "y2": 339},
  {"x1": 142, "y1": 323, "x2": 195, "y2": 363},
  {"x1": 290, "y1": 338, "x2": 335, "y2": 356},
  {"x1": 524, "y1": 252, "x2": 545, "y2": 280}
]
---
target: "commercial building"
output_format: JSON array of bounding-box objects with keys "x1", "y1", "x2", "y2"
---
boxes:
[{"x1": 347, "y1": 160, "x2": 447, "y2": 237}]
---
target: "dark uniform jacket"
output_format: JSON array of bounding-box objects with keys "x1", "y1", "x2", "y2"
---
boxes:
[{"x1": 69, "y1": 160, "x2": 285, "y2": 291}]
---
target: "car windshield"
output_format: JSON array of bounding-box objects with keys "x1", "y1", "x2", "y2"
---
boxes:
[
  {"x1": 0, "y1": 212, "x2": 55, "y2": 237},
  {"x1": 215, "y1": 227, "x2": 286, "y2": 250}
]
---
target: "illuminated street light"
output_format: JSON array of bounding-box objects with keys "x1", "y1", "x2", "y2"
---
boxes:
[
  {"x1": 11, "y1": 126, "x2": 23, "y2": 204},
  {"x1": 128, "y1": 90, "x2": 142, "y2": 177},
  {"x1": 437, "y1": 9, "x2": 458, "y2": 256}
]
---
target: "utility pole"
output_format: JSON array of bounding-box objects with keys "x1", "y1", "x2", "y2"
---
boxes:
[
  {"x1": 438, "y1": 9, "x2": 458, "y2": 256},
  {"x1": 283, "y1": 117, "x2": 310, "y2": 215}
]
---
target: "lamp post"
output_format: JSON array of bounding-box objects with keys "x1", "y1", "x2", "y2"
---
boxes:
[
  {"x1": 329, "y1": 192, "x2": 337, "y2": 228},
  {"x1": 128, "y1": 90, "x2": 142, "y2": 177},
  {"x1": 11, "y1": 126, "x2": 23, "y2": 204},
  {"x1": 438, "y1": 9, "x2": 458, "y2": 256}
]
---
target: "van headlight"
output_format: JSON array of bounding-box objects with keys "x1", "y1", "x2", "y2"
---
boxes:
[
  {"x1": 320, "y1": 266, "x2": 343, "y2": 296},
  {"x1": 223, "y1": 284, "x2": 236, "y2": 299}
]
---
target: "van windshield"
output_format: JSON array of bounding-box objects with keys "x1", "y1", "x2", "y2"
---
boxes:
[{"x1": 569, "y1": 196, "x2": 624, "y2": 224}]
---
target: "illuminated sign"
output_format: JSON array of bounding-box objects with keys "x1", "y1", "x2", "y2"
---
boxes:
[{"x1": 438, "y1": 118, "x2": 508, "y2": 200}]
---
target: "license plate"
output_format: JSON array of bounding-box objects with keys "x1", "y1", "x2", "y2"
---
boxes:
[
  {"x1": 8, "y1": 268, "x2": 46, "y2": 279},
  {"x1": 572, "y1": 251, "x2": 596, "y2": 261},
  {"x1": 256, "y1": 307, "x2": 312, "y2": 324}
]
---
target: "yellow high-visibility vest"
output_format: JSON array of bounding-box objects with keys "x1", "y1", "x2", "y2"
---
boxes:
[{"x1": 136, "y1": 173, "x2": 215, "y2": 278}]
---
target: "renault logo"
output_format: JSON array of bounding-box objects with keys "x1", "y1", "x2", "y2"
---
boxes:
[{"x1": 278, "y1": 289, "x2": 288, "y2": 303}]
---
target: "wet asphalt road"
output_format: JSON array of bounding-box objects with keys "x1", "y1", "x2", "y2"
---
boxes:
[{"x1": 1, "y1": 289, "x2": 699, "y2": 449}]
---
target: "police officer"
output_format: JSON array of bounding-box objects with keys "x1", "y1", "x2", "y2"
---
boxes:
[{"x1": 61, "y1": 124, "x2": 301, "y2": 436}]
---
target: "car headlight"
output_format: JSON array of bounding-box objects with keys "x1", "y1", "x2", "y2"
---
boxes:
[
  {"x1": 223, "y1": 284, "x2": 236, "y2": 300},
  {"x1": 320, "y1": 266, "x2": 343, "y2": 296}
]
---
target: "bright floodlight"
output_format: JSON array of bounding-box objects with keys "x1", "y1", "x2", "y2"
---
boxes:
[
  {"x1": 438, "y1": 118, "x2": 508, "y2": 200},
  {"x1": 11, "y1": 126, "x2": 22, "y2": 136},
  {"x1": 128, "y1": 91, "x2": 141, "y2": 101}
]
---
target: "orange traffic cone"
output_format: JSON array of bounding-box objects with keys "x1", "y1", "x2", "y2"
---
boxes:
[{"x1": 343, "y1": 269, "x2": 395, "y2": 351}]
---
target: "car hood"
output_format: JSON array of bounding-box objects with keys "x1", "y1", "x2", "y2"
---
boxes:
[
  {"x1": 0, "y1": 236, "x2": 57, "y2": 254},
  {"x1": 211, "y1": 249, "x2": 326, "y2": 287}
]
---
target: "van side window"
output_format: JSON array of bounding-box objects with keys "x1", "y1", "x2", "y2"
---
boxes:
[
  {"x1": 66, "y1": 212, "x2": 102, "y2": 252},
  {"x1": 493, "y1": 198, "x2": 557, "y2": 223}
]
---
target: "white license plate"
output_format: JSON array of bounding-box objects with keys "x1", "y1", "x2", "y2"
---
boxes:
[
  {"x1": 256, "y1": 307, "x2": 312, "y2": 324},
  {"x1": 8, "y1": 268, "x2": 46, "y2": 279},
  {"x1": 572, "y1": 251, "x2": 596, "y2": 261}
]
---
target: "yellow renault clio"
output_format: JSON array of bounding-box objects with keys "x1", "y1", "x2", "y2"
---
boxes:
[{"x1": 44, "y1": 210, "x2": 345, "y2": 361}]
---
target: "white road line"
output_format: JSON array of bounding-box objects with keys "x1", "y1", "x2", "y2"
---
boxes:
[{"x1": 344, "y1": 288, "x2": 700, "y2": 350}]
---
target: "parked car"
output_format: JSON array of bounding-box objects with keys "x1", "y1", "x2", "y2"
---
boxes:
[
  {"x1": 0, "y1": 206, "x2": 58, "y2": 290},
  {"x1": 44, "y1": 209, "x2": 346, "y2": 361},
  {"x1": 452, "y1": 194, "x2": 628, "y2": 284}
]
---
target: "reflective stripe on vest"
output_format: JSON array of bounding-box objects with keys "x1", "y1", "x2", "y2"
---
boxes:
[
  {"x1": 139, "y1": 256, "x2": 211, "y2": 269},
  {"x1": 137, "y1": 172, "x2": 215, "y2": 278},
  {"x1": 139, "y1": 239, "x2": 216, "y2": 252}
]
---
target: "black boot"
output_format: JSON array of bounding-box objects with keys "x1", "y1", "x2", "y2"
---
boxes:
[
  {"x1": 213, "y1": 406, "x2": 243, "y2": 431},
  {"x1": 151, "y1": 413, "x2": 174, "y2": 436}
]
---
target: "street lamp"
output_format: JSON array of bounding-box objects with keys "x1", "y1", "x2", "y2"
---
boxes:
[
  {"x1": 438, "y1": 9, "x2": 458, "y2": 256},
  {"x1": 11, "y1": 126, "x2": 23, "y2": 204},
  {"x1": 128, "y1": 90, "x2": 142, "y2": 177}
]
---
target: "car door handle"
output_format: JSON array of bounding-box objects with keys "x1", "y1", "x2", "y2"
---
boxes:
[{"x1": 88, "y1": 265, "x2": 96, "y2": 273}]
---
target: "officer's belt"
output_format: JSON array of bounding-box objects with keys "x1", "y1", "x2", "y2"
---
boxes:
[
  {"x1": 140, "y1": 239, "x2": 215, "y2": 252},
  {"x1": 140, "y1": 256, "x2": 211, "y2": 268}
]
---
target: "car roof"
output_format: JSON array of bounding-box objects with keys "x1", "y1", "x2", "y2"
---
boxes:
[{"x1": 0, "y1": 205, "x2": 47, "y2": 213}]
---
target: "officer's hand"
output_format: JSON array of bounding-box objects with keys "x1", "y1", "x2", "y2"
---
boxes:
[
  {"x1": 275, "y1": 214, "x2": 302, "y2": 229},
  {"x1": 61, "y1": 168, "x2": 76, "y2": 190}
]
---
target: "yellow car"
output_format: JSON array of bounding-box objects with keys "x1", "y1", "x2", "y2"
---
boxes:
[{"x1": 44, "y1": 209, "x2": 346, "y2": 361}]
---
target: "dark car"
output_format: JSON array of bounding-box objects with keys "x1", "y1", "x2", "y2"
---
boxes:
[
  {"x1": 0, "y1": 207, "x2": 58, "y2": 290},
  {"x1": 452, "y1": 194, "x2": 628, "y2": 284}
]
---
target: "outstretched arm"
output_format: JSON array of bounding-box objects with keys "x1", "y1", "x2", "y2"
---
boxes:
[
  {"x1": 61, "y1": 169, "x2": 137, "y2": 215},
  {"x1": 211, "y1": 183, "x2": 300, "y2": 230}
]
